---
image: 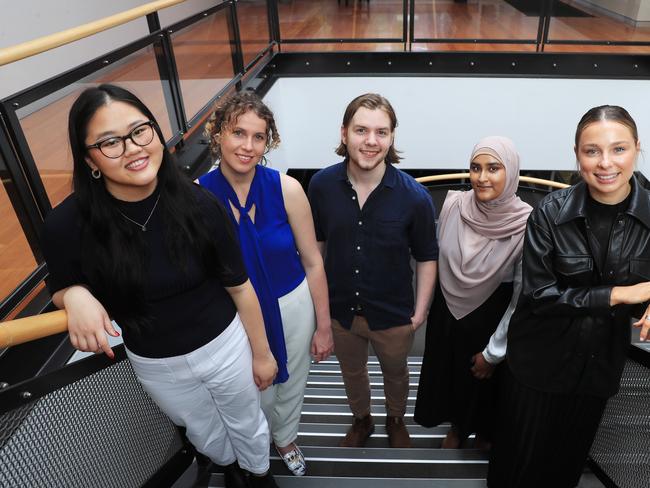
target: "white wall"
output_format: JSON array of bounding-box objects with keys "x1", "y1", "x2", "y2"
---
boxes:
[
  {"x1": 579, "y1": 0, "x2": 640, "y2": 19},
  {"x1": 262, "y1": 77, "x2": 650, "y2": 178},
  {"x1": 0, "y1": 0, "x2": 220, "y2": 99},
  {"x1": 638, "y1": 1, "x2": 650, "y2": 20},
  {"x1": 577, "y1": 0, "x2": 650, "y2": 21}
]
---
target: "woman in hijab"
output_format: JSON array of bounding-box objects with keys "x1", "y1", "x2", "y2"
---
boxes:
[{"x1": 414, "y1": 136, "x2": 532, "y2": 449}]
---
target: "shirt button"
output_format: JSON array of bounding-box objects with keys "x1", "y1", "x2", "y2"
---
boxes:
[
  {"x1": 352, "y1": 196, "x2": 356, "y2": 200},
  {"x1": 355, "y1": 269, "x2": 359, "y2": 274},
  {"x1": 358, "y1": 220, "x2": 363, "y2": 226},
  {"x1": 350, "y1": 307, "x2": 355, "y2": 311},
  {"x1": 356, "y1": 246, "x2": 361, "y2": 251},
  {"x1": 355, "y1": 291, "x2": 360, "y2": 296},
  {"x1": 618, "y1": 219, "x2": 624, "y2": 225},
  {"x1": 608, "y1": 270, "x2": 614, "y2": 277}
]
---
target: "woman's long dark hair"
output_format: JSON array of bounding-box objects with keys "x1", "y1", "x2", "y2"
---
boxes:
[{"x1": 69, "y1": 84, "x2": 226, "y2": 330}]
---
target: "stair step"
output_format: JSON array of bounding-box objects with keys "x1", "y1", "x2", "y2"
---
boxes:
[
  {"x1": 306, "y1": 375, "x2": 420, "y2": 388},
  {"x1": 313, "y1": 358, "x2": 423, "y2": 366},
  {"x1": 303, "y1": 387, "x2": 418, "y2": 404},
  {"x1": 297, "y1": 422, "x2": 453, "y2": 448},
  {"x1": 268, "y1": 446, "x2": 488, "y2": 478},
  {"x1": 207, "y1": 474, "x2": 486, "y2": 487},
  {"x1": 309, "y1": 365, "x2": 422, "y2": 376},
  {"x1": 300, "y1": 403, "x2": 418, "y2": 424},
  {"x1": 201, "y1": 353, "x2": 605, "y2": 488}
]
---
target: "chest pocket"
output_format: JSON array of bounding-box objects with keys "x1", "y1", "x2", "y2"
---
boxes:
[
  {"x1": 374, "y1": 219, "x2": 406, "y2": 268},
  {"x1": 375, "y1": 219, "x2": 404, "y2": 242},
  {"x1": 629, "y1": 258, "x2": 650, "y2": 282},
  {"x1": 554, "y1": 255, "x2": 593, "y2": 285}
]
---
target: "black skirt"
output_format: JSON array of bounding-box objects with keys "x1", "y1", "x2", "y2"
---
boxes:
[
  {"x1": 414, "y1": 281, "x2": 513, "y2": 442},
  {"x1": 487, "y1": 365, "x2": 607, "y2": 488}
]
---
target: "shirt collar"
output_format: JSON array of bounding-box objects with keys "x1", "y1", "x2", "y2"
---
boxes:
[
  {"x1": 555, "y1": 176, "x2": 650, "y2": 229},
  {"x1": 338, "y1": 160, "x2": 397, "y2": 189},
  {"x1": 555, "y1": 180, "x2": 588, "y2": 225},
  {"x1": 626, "y1": 175, "x2": 650, "y2": 229}
]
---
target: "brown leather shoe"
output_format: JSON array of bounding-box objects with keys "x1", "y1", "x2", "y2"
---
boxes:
[
  {"x1": 386, "y1": 416, "x2": 411, "y2": 448},
  {"x1": 340, "y1": 414, "x2": 375, "y2": 447}
]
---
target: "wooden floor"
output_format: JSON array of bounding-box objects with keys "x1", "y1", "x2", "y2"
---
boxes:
[{"x1": 2, "y1": 0, "x2": 650, "y2": 307}]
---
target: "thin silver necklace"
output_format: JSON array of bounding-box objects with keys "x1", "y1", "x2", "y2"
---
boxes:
[{"x1": 118, "y1": 194, "x2": 161, "y2": 232}]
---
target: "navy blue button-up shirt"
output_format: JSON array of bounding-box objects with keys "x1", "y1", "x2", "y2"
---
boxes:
[{"x1": 308, "y1": 162, "x2": 438, "y2": 330}]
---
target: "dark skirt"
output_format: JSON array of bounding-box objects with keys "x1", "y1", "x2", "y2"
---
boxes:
[
  {"x1": 487, "y1": 365, "x2": 607, "y2": 488},
  {"x1": 414, "y1": 281, "x2": 513, "y2": 442}
]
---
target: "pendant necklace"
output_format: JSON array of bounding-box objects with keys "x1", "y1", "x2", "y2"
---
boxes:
[{"x1": 118, "y1": 193, "x2": 161, "y2": 232}]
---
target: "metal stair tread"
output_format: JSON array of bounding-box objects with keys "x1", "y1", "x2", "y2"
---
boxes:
[
  {"x1": 306, "y1": 375, "x2": 420, "y2": 387},
  {"x1": 303, "y1": 387, "x2": 418, "y2": 404},
  {"x1": 207, "y1": 473, "x2": 486, "y2": 487},
  {"x1": 297, "y1": 422, "x2": 450, "y2": 435},
  {"x1": 269, "y1": 445, "x2": 489, "y2": 462},
  {"x1": 208, "y1": 473, "x2": 485, "y2": 488},
  {"x1": 309, "y1": 365, "x2": 422, "y2": 375}
]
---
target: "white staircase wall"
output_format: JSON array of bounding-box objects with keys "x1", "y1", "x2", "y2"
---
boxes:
[{"x1": 262, "y1": 77, "x2": 650, "y2": 179}]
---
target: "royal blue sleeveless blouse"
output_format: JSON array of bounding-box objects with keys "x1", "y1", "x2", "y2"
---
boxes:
[
  {"x1": 200, "y1": 165, "x2": 305, "y2": 297},
  {"x1": 200, "y1": 165, "x2": 306, "y2": 384}
]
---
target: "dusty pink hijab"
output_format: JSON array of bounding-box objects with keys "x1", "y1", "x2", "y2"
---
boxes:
[{"x1": 438, "y1": 136, "x2": 532, "y2": 319}]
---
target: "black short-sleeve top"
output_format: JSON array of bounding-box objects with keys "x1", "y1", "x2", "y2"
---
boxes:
[{"x1": 42, "y1": 185, "x2": 248, "y2": 358}]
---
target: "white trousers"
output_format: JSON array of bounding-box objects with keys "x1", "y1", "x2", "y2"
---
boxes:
[
  {"x1": 261, "y1": 278, "x2": 316, "y2": 447},
  {"x1": 126, "y1": 315, "x2": 270, "y2": 474}
]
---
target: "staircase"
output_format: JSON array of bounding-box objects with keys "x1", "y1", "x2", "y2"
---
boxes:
[{"x1": 204, "y1": 356, "x2": 489, "y2": 487}]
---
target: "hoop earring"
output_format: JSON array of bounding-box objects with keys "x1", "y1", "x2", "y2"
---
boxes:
[
  {"x1": 91, "y1": 168, "x2": 102, "y2": 180},
  {"x1": 261, "y1": 155, "x2": 268, "y2": 166}
]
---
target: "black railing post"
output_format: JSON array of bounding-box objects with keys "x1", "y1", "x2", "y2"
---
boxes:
[
  {"x1": 146, "y1": 12, "x2": 188, "y2": 148},
  {"x1": 537, "y1": 0, "x2": 553, "y2": 52},
  {"x1": 268, "y1": 0, "x2": 281, "y2": 49},
  {"x1": 0, "y1": 113, "x2": 44, "y2": 258},
  {"x1": 408, "y1": 0, "x2": 414, "y2": 52},
  {"x1": 0, "y1": 106, "x2": 51, "y2": 225},
  {"x1": 228, "y1": 0, "x2": 246, "y2": 88}
]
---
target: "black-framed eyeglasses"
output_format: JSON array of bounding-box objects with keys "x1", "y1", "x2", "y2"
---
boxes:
[{"x1": 86, "y1": 121, "x2": 156, "y2": 159}]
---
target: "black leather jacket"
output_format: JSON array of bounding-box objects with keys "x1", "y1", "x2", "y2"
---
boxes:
[{"x1": 507, "y1": 176, "x2": 650, "y2": 398}]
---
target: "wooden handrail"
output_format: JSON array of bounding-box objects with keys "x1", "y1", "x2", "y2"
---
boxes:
[
  {"x1": 0, "y1": 173, "x2": 569, "y2": 348},
  {"x1": 416, "y1": 173, "x2": 570, "y2": 190},
  {"x1": 0, "y1": 310, "x2": 67, "y2": 348},
  {"x1": 520, "y1": 175, "x2": 570, "y2": 189},
  {"x1": 0, "y1": 0, "x2": 186, "y2": 67}
]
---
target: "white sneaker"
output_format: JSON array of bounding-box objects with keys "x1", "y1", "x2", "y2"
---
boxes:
[{"x1": 276, "y1": 444, "x2": 306, "y2": 476}]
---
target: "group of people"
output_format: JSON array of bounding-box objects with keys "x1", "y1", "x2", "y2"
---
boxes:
[{"x1": 42, "y1": 83, "x2": 650, "y2": 488}]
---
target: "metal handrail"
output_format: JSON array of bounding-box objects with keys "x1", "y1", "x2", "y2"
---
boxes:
[{"x1": 0, "y1": 0, "x2": 186, "y2": 66}]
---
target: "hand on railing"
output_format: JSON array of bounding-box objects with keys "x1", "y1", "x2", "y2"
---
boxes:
[{"x1": 57, "y1": 285, "x2": 120, "y2": 359}]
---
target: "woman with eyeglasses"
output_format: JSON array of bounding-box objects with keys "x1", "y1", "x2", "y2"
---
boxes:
[{"x1": 42, "y1": 84, "x2": 280, "y2": 488}]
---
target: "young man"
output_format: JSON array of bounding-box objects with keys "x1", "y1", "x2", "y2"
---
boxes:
[{"x1": 308, "y1": 93, "x2": 438, "y2": 448}]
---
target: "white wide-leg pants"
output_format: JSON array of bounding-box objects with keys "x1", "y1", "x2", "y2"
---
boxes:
[
  {"x1": 261, "y1": 278, "x2": 315, "y2": 447},
  {"x1": 126, "y1": 315, "x2": 270, "y2": 474}
]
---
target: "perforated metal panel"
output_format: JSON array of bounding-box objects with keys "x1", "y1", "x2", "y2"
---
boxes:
[
  {"x1": 0, "y1": 359, "x2": 182, "y2": 488},
  {"x1": 590, "y1": 359, "x2": 650, "y2": 488}
]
